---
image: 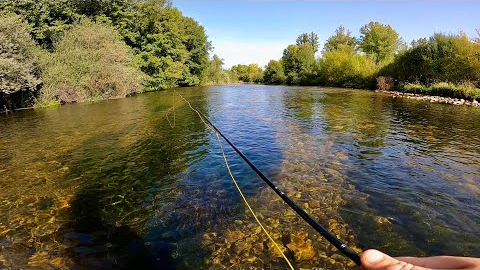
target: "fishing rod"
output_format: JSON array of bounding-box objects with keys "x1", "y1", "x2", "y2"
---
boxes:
[{"x1": 194, "y1": 109, "x2": 362, "y2": 266}]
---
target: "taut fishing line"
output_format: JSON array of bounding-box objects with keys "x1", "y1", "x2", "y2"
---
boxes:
[{"x1": 172, "y1": 90, "x2": 362, "y2": 267}]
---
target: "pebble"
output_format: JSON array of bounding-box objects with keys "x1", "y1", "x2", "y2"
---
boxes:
[{"x1": 384, "y1": 91, "x2": 480, "y2": 107}]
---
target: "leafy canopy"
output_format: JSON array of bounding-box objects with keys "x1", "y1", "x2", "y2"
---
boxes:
[
  {"x1": 323, "y1": 26, "x2": 356, "y2": 52},
  {"x1": 358, "y1": 21, "x2": 400, "y2": 65}
]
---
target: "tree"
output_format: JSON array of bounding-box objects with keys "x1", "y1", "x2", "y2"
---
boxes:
[
  {"x1": 0, "y1": 1, "x2": 81, "y2": 49},
  {"x1": 233, "y1": 64, "x2": 263, "y2": 83},
  {"x1": 0, "y1": 14, "x2": 41, "y2": 109},
  {"x1": 263, "y1": 59, "x2": 286, "y2": 85},
  {"x1": 230, "y1": 64, "x2": 264, "y2": 83},
  {"x1": 381, "y1": 32, "x2": 480, "y2": 85},
  {"x1": 323, "y1": 26, "x2": 356, "y2": 52},
  {"x1": 283, "y1": 44, "x2": 316, "y2": 85},
  {"x1": 358, "y1": 21, "x2": 400, "y2": 65},
  {"x1": 0, "y1": 0, "x2": 211, "y2": 91},
  {"x1": 38, "y1": 20, "x2": 142, "y2": 104},
  {"x1": 296, "y1": 32, "x2": 320, "y2": 53},
  {"x1": 202, "y1": 54, "x2": 230, "y2": 85},
  {"x1": 319, "y1": 48, "x2": 377, "y2": 89}
]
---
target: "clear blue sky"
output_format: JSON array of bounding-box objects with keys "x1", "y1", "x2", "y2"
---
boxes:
[{"x1": 173, "y1": 1, "x2": 480, "y2": 68}]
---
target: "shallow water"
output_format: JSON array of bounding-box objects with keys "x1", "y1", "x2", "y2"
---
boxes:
[{"x1": 0, "y1": 85, "x2": 479, "y2": 269}]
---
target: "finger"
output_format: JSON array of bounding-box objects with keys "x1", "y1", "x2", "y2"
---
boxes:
[
  {"x1": 362, "y1": 249, "x2": 430, "y2": 270},
  {"x1": 395, "y1": 256, "x2": 480, "y2": 269}
]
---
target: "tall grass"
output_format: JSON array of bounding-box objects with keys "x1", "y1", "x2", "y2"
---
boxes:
[
  {"x1": 403, "y1": 82, "x2": 480, "y2": 100},
  {"x1": 38, "y1": 20, "x2": 143, "y2": 105}
]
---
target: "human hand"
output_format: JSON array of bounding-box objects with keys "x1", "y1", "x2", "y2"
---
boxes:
[{"x1": 361, "y1": 249, "x2": 480, "y2": 270}]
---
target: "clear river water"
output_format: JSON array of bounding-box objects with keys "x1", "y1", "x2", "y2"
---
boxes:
[{"x1": 0, "y1": 85, "x2": 479, "y2": 269}]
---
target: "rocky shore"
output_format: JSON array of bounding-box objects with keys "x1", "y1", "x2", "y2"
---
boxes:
[{"x1": 380, "y1": 91, "x2": 480, "y2": 107}]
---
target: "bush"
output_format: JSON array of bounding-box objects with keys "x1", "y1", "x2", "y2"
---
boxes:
[
  {"x1": 319, "y1": 47, "x2": 378, "y2": 89},
  {"x1": 38, "y1": 20, "x2": 143, "y2": 105},
  {"x1": 381, "y1": 33, "x2": 480, "y2": 86},
  {"x1": 201, "y1": 55, "x2": 231, "y2": 85},
  {"x1": 376, "y1": 76, "x2": 394, "y2": 91},
  {"x1": 0, "y1": 14, "x2": 41, "y2": 110}
]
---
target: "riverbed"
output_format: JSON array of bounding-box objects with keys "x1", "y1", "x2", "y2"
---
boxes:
[{"x1": 0, "y1": 85, "x2": 479, "y2": 269}]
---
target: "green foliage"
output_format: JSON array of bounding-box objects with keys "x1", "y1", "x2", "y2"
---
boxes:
[
  {"x1": 382, "y1": 33, "x2": 480, "y2": 85},
  {"x1": 0, "y1": 0, "x2": 81, "y2": 49},
  {"x1": 403, "y1": 82, "x2": 480, "y2": 100},
  {"x1": 230, "y1": 64, "x2": 264, "y2": 83},
  {"x1": 282, "y1": 44, "x2": 316, "y2": 85},
  {"x1": 202, "y1": 55, "x2": 231, "y2": 85},
  {"x1": 319, "y1": 47, "x2": 378, "y2": 89},
  {"x1": 263, "y1": 59, "x2": 286, "y2": 85},
  {"x1": 359, "y1": 21, "x2": 400, "y2": 65},
  {"x1": 323, "y1": 26, "x2": 356, "y2": 52},
  {"x1": 296, "y1": 32, "x2": 320, "y2": 53},
  {"x1": 115, "y1": 1, "x2": 210, "y2": 90},
  {"x1": 0, "y1": 0, "x2": 211, "y2": 92},
  {"x1": 38, "y1": 21, "x2": 142, "y2": 105},
  {"x1": 0, "y1": 14, "x2": 41, "y2": 109}
]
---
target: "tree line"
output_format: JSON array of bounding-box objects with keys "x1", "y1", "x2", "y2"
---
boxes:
[
  {"x1": 0, "y1": 0, "x2": 219, "y2": 110},
  {"x1": 1, "y1": 1, "x2": 480, "y2": 111},
  {"x1": 254, "y1": 23, "x2": 480, "y2": 100}
]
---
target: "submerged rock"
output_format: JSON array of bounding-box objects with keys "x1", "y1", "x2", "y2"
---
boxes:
[{"x1": 286, "y1": 231, "x2": 316, "y2": 260}]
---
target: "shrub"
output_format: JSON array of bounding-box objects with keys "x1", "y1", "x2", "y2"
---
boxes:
[
  {"x1": 376, "y1": 76, "x2": 395, "y2": 91},
  {"x1": 0, "y1": 14, "x2": 41, "y2": 110},
  {"x1": 381, "y1": 33, "x2": 480, "y2": 85},
  {"x1": 38, "y1": 20, "x2": 143, "y2": 105},
  {"x1": 319, "y1": 47, "x2": 378, "y2": 89}
]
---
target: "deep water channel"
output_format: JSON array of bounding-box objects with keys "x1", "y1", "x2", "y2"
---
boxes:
[{"x1": 0, "y1": 85, "x2": 479, "y2": 269}]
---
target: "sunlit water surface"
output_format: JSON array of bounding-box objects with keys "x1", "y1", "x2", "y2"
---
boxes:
[{"x1": 0, "y1": 85, "x2": 479, "y2": 269}]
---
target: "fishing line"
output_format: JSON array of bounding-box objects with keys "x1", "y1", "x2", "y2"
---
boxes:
[
  {"x1": 175, "y1": 90, "x2": 295, "y2": 270},
  {"x1": 165, "y1": 91, "x2": 176, "y2": 128},
  {"x1": 174, "y1": 90, "x2": 362, "y2": 267}
]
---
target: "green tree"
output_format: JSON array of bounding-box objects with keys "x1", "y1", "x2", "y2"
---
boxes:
[
  {"x1": 114, "y1": 1, "x2": 210, "y2": 90},
  {"x1": 202, "y1": 54, "x2": 230, "y2": 85},
  {"x1": 230, "y1": 64, "x2": 264, "y2": 83},
  {"x1": 296, "y1": 32, "x2": 320, "y2": 53},
  {"x1": 323, "y1": 26, "x2": 356, "y2": 52},
  {"x1": 381, "y1": 33, "x2": 480, "y2": 85},
  {"x1": 0, "y1": 1, "x2": 81, "y2": 49},
  {"x1": 358, "y1": 21, "x2": 400, "y2": 65},
  {"x1": 38, "y1": 20, "x2": 142, "y2": 105},
  {"x1": 283, "y1": 44, "x2": 316, "y2": 85},
  {"x1": 0, "y1": 14, "x2": 41, "y2": 109},
  {"x1": 0, "y1": 0, "x2": 211, "y2": 91},
  {"x1": 263, "y1": 59, "x2": 286, "y2": 85},
  {"x1": 319, "y1": 48, "x2": 378, "y2": 89}
]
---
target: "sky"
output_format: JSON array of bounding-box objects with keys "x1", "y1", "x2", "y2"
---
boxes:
[{"x1": 173, "y1": 1, "x2": 480, "y2": 68}]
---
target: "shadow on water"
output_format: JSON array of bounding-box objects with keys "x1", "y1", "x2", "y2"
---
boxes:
[
  {"x1": 68, "y1": 188, "x2": 177, "y2": 270},
  {"x1": 53, "y1": 91, "x2": 217, "y2": 269}
]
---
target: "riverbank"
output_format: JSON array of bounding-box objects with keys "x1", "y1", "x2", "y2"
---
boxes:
[{"x1": 380, "y1": 90, "x2": 480, "y2": 107}]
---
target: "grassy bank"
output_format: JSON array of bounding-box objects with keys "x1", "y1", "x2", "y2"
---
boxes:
[{"x1": 402, "y1": 82, "x2": 480, "y2": 101}]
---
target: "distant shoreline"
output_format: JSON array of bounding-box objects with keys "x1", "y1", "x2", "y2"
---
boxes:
[{"x1": 2, "y1": 86, "x2": 479, "y2": 115}]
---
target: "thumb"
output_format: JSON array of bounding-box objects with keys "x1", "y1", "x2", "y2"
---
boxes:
[{"x1": 361, "y1": 249, "x2": 429, "y2": 270}]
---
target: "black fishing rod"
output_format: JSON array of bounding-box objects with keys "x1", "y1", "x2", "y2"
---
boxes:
[{"x1": 196, "y1": 110, "x2": 362, "y2": 266}]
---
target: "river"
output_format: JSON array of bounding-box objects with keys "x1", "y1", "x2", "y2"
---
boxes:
[{"x1": 0, "y1": 85, "x2": 479, "y2": 269}]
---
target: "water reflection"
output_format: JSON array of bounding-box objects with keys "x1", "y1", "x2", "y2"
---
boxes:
[{"x1": 0, "y1": 86, "x2": 479, "y2": 269}]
